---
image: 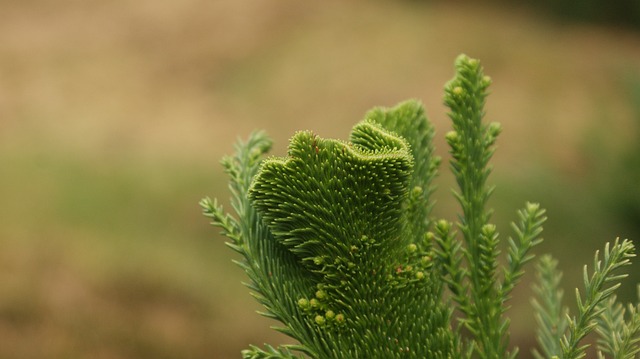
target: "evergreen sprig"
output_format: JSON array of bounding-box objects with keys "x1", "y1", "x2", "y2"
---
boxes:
[
  {"x1": 532, "y1": 255, "x2": 569, "y2": 359},
  {"x1": 532, "y1": 239, "x2": 637, "y2": 359},
  {"x1": 439, "y1": 54, "x2": 546, "y2": 359},
  {"x1": 596, "y1": 291, "x2": 640, "y2": 359},
  {"x1": 561, "y1": 239, "x2": 636, "y2": 359},
  {"x1": 203, "y1": 54, "x2": 637, "y2": 359}
]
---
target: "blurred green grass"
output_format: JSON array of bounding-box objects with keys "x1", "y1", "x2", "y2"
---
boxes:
[{"x1": 1, "y1": 0, "x2": 640, "y2": 357}]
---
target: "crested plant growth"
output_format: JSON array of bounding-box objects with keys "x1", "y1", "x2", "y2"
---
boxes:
[{"x1": 201, "y1": 55, "x2": 639, "y2": 359}]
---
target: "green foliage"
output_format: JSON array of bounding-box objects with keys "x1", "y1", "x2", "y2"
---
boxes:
[
  {"x1": 202, "y1": 54, "x2": 639, "y2": 358},
  {"x1": 532, "y1": 239, "x2": 637, "y2": 359},
  {"x1": 532, "y1": 256, "x2": 569, "y2": 359},
  {"x1": 205, "y1": 103, "x2": 458, "y2": 358},
  {"x1": 596, "y1": 290, "x2": 640, "y2": 359},
  {"x1": 561, "y1": 239, "x2": 634, "y2": 359},
  {"x1": 438, "y1": 55, "x2": 547, "y2": 359}
]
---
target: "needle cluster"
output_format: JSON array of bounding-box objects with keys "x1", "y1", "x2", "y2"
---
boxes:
[{"x1": 201, "y1": 55, "x2": 638, "y2": 359}]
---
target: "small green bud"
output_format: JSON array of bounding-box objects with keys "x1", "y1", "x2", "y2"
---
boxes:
[
  {"x1": 436, "y1": 219, "x2": 451, "y2": 233},
  {"x1": 315, "y1": 315, "x2": 325, "y2": 326},
  {"x1": 313, "y1": 256, "x2": 324, "y2": 265},
  {"x1": 335, "y1": 313, "x2": 345, "y2": 323},
  {"x1": 482, "y1": 223, "x2": 497, "y2": 236},
  {"x1": 309, "y1": 298, "x2": 319, "y2": 308},
  {"x1": 298, "y1": 298, "x2": 310, "y2": 309},
  {"x1": 421, "y1": 256, "x2": 431, "y2": 265},
  {"x1": 415, "y1": 271, "x2": 424, "y2": 280},
  {"x1": 407, "y1": 243, "x2": 417, "y2": 253},
  {"x1": 325, "y1": 310, "x2": 335, "y2": 319},
  {"x1": 425, "y1": 232, "x2": 435, "y2": 241},
  {"x1": 315, "y1": 290, "x2": 327, "y2": 300},
  {"x1": 445, "y1": 131, "x2": 459, "y2": 145},
  {"x1": 452, "y1": 86, "x2": 464, "y2": 96},
  {"x1": 526, "y1": 202, "x2": 540, "y2": 213},
  {"x1": 405, "y1": 265, "x2": 413, "y2": 272},
  {"x1": 487, "y1": 122, "x2": 502, "y2": 137},
  {"x1": 482, "y1": 75, "x2": 492, "y2": 87},
  {"x1": 411, "y1": 186, "x2": 423, "y2": 197}
]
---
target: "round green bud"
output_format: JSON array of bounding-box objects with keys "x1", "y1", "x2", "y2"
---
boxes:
[
  {"x1": 526, "y1": 202, "x2": 540, "y2": 213},
  {"x1": 411, "y1": 186, "x2": 423, "y2": 196},
  {"x1": 298, "y1": 298, "x2": 310, "y2": 309},
  {"x1": 315, "y1": 315, "x2": 326, "y2": 326},
  {"x1": 315, "y1": 290, "x2": 327, "y2": 300},
  {"x1": 309, "y1": 298, "x2": 319, "y2": 308},
  {"x1": 452, "y1": 86, "x2": 464, "y2": 96},
  {"x1": 325, "y1": 310, "x2": 335, "y2": 319},
  {"x1": 415, "y1": 271, "x2": 425, "y2": 280},
  {"x1": 445, "y1": 131, "x2": 459, "y2": 145},
  {"x1": 482, "y1": 75, "x2": 492, "y2": 87},
  {"x1": 335, "y1": 313, "x2": 345, "y2": 323},
  {"x1": 421, "y1": 256, "x2": 431, "y2": 265},
  {"x1": 407, "y1": 243, "x2": 417, "y2": 253},
  {"x1": 481, "y1": 224, "x2": 496, "y2": 236},
  {"x1": 436, "y1": 219, "x2": 451, "y2": 232}
]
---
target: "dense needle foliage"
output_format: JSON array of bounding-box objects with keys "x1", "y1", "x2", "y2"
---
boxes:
[{"x1": 201, "y1": 54, "x2": 639, "y2": 359}]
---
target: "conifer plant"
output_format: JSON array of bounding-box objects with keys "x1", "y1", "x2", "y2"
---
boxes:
[{"x1": 201, "y1": 54, "x2": 639, "y2": 358}]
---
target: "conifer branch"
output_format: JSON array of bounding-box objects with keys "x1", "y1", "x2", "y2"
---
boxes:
[
  {"x1": 202, "y1": 54, "x2": 637, "y2": 359},
  {"x1": 201, "y1": 132, "x2": 321, "y2": 357},
  {"x1": 434, "y1": 219, "x2": 469, "y2": 319},
  {"x1": 596, "y1": 289, "x2": 640, "y2": 359},
  {"x1": 502, "y1": 203, "x2": 547, "y2": 300},
  {"x1": 241, "y1": 344, "x2": 305, "y2": 359},
  {"x1": 443, "y1": 53, "x2": 519, "y2": 359},
  {"x1": 363, "y1": 100, "x2": 441, "y2": 247},
  {"x1": 561, "y1": 239, "x2": 636, "y2": 359},
  {"x1": 532, "y1": 255, "x2": 569, "y2": 359}
]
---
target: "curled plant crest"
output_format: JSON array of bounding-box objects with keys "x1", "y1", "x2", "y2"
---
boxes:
[{"x1": 202, "y1": 54, "x2": 638, "y2": 359}]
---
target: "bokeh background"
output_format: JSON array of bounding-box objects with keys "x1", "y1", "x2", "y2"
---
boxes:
[{"x1": 1, "y1": 0, "x2": 639, "y2": 358}]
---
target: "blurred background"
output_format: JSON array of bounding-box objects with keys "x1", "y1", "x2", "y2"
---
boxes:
[{"x1": 1, "y1": 0, "x2": 639, "y2": 358}]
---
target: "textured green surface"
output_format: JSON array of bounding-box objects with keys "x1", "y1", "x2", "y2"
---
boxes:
[
  {"x1": 204, "y1": 55, "x2": 638, "y2": 359},
  {"x1": 241, "y1": 104, "x2": 456, "y2": 358}
]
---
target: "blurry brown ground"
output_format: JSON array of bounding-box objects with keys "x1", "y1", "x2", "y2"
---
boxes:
[{"x1": 1, "y1": 1, "x2": 640, "y2": 358}]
